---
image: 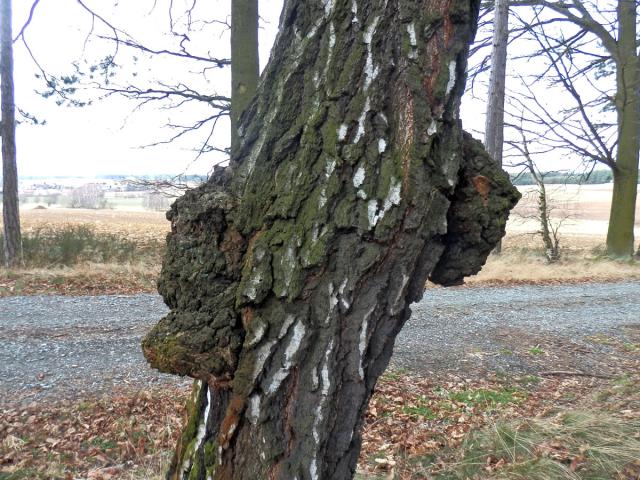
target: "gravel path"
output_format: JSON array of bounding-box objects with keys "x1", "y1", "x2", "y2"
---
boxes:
[{"x1": 1, "y1": 281, "x2": 638, "y2": 404}]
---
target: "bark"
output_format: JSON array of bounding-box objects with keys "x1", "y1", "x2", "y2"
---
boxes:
[
  {"x1": 143, "y1": 1, "x2": 519, "y2": 479},
  {"x1": 484, "y1": 0, "x2": 508, "y2": 167},
  {"x1": 606, "y1": 0, "x2": 639, "y2": 258},
  {"x1": 230, "y1": 0, "x2": 260, "y2": 159},
  {"x1": 1, "y1": 0, "x2": 22, "y2": 268},
  {"x1": 483, "y1": 0, "x2": 509, "y2": 254}
]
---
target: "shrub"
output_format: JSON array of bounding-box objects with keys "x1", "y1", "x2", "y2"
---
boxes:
[{"x1": 0, "y1": 225, "x2": 163, "y2": 267}]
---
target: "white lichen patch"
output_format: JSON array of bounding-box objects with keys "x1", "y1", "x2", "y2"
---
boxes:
[
  {"x1": 325, "y1": 158, "x2": 336, "y2": 177},
  {"x1": 353, "y1": 166, "x2": 365, "y2": 188},
  {"x1": 407, "y1": 23, "x2": 417, "y2": 47},
  {"x1": 278, "y1": 314, "x2": 296, "y2": 339},
  {"x1": 384, "y1": 177, "x2": 402, "y2": 210},
  {"x1": 367, "y1": 199, "x2": 380, "y2": 227},
  {"x1": 338, "y1": 278, "x2": 351, "y2": 309},
  {"x1": 358, "y1": 306, "x2": 375, "y2": 379},
  {"x1": 244, "y1": 271, "x2": 262, "y2": 302},
  {"x1": 378, "y1": 138, "x2": 387, "y2": 153},
  {"x1": 325, "y1": 283, "x2": 339, "y2": 324},
  {"x1": 252, "y1": 340, "x2": 277, "y2": 384},
  {"x1": 266, "y1": 320, "x2": 306, "y2": 395},
  {"x1": 446, "y1": 60, "x2": 457, "y2": 96},
  {"x1": 367, "y1": 177, "x2": 402, "y2": 228},
  {"x1": 357, "y1": 189, "x2": 367, "y2": 200},
  {"x1": 195, "y1": 387, "x2": 211, "y2": 450},
  {"x1": 353, "y1": 97, "x2": 370, "y2": 143},
  {"x1": 319, "y1": 187, "x2": 327, "y2": 208},
  {"x1": 390, "y1": 273, "x2": 411, "y2": 315},
  {"x1": 320, "y1": 341, "x2": 333, "y2": 396},
  {"x1": 285, "y1": 320, "x2": 306, "y2": 361},
  {"x1": 351, "y1": 0, "x2": 358, "y2": 20},
  {"x1": 363, "y1": 16, "x2": 380, "y2": 45},
  {"x1": 407, "y1": 23, "x2": 418, "y2": 59},
  {"x1": 338, "y1": 124, "x2": 349, "y2": 142},
  {"x1": 428, "y1": 120, "x2": 438, "y2": 136},
  {"x1": 247, "y1": 394, "x2": 261, "y2": 425},
  {"x1": 310, "y1": 340, "x2": 335, "y2": 479},
  {"x1": 323, "y1": 0, "x2": 335, "y2": 15}
]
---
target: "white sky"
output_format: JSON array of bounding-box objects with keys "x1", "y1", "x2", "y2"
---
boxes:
[
  {"x1": 10, "y1": 0, "x2": 596, "y2": 178},
  {"x1": 13, "y1": 0, "x2": 285, "y2": 177}
]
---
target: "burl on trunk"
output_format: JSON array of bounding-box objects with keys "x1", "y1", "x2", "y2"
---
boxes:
[{"x1": 142, "y1": 1, "x2": 519, "y2": 479}]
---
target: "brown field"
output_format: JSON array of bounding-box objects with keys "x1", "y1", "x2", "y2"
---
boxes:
[
  {"x1": 18, "y1": 207, "x2": 170, "y2": 241},
  {"x1": 1, "y1": 184, "x2": 639, "y2": 296}
]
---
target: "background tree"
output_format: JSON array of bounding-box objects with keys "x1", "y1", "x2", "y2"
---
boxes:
[
  {"x1": 231, "y1": 0, "x2": 259, "y2": 159},
  {"x1": 1, "y1": 0, "x2": 22, "y2": 267},
  {"x1": 69, "y1": 183, "x2": 107, "y2": 209},
  {"x1": 483, "y1": 0, "x2": 510, "y2": 253},
  {"x1": 507, "y1": 0, "x2": 639, "y2": 258},
  {"x1": 507, "y1": 115, "x2": 567, "y2": 262},
  {"x1": 141, "y1": 1, "x2": 519, "y2": 479}
]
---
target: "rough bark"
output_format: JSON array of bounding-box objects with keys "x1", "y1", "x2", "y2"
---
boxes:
[
  {"x1": 143, "y1": 1, "x2": 519, "y2": 479},
  {"x1": 483, "y1": 0, "x2": 509, "y2": 254},
  {"x1": 1, "y1": 0, "x2": 22, "y2": 268},
  {"x1": 230, "y1": 0, "x2": 260, "y2": 159},
  {"x1": 607, "y1": 0, "x2": 639, "y2": 258}
]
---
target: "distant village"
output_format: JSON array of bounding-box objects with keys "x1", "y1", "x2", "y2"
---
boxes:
[{"x1": 10, "y1": 175, "x2": 204, "y2": 211}]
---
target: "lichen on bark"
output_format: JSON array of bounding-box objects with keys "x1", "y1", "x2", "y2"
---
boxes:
[{"x1": 142, "y1": 1, "x2": 519, "y2": 479}]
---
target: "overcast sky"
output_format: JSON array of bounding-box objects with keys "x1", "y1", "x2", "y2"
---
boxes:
[{"x1": 10, "y1": 0, "x2": 592, "y2": 178}]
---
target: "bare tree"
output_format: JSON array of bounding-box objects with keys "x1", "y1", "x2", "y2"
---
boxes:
[
  {"x1": 70, "y1": 183, "x2": 107, "y2": 209},
  {"x1": 507, "y1": 116, "x2": 568, "y2": 262},
  {"x1": 1, "y1": 0, "x2": 22, "y2": 267},
  {"x1": 507, "y1": 0, "x2": 639, "y2": 258}
]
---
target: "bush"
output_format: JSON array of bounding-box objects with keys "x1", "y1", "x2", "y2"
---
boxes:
[{"x1": 0, "y1": 225, "x2": 164, "y2": 267}]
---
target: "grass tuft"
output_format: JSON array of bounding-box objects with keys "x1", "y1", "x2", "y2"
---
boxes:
[{"x1": 442, "y1": 410, "x2": 640, "y2": 479}]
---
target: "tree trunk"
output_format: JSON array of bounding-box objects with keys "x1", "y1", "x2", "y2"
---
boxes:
[
  {"x1": 607, "y1": 0, "x2": 639, "y2": 258},
  {"x1": 143, "y1": 1, "x2": 519, "y2": 479},
  {"x1": 1, "y1": 0, "x2": 22, "y2": 268},
  {"x1": 484, "y1": 0, "x2": 509, "y2": 254},
  {"x1": 230, "y1": 0, "x2": 259, "y2": 159}
]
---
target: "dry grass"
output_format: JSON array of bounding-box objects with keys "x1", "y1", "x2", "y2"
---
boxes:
[
  {"x1": 0, "y1": 263, "x2": 160, "y2": 297},
  {"x1": 469, "y1": 248, "x2": 640, "y2": 286},
  {"x1": 440, "y1": 410, "x2": 640, "y2": 479}
]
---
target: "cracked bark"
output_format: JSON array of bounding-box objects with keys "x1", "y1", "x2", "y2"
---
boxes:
[{"x1": 142, "y1": 1, "x2": 519, "y2": 479}]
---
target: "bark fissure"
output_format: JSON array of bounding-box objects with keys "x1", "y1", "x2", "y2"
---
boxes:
[{"x1": 143, "y1": 1, "x2": 519, "y2": 479}]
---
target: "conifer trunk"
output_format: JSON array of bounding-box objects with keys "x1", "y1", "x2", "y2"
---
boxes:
[
  {"x1": 230, "y1": 0, "x2": 259, "y2": 159},
  {"x1": 143, "y1": 1, "x2": 519, "y2": 478},
  {"x1": 484, "y1": 0, "x2": 509, "y2": 254},
  {"x1": 1, "y1": 0, "x2": 22, "y2": 268}
]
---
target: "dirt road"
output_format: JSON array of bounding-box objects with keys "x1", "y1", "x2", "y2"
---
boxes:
[{"x1": 1, "y1": 281, "x2": 638, "y2": 405}]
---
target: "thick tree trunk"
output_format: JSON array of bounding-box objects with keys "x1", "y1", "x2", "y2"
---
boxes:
[
  {"x1": 484, "y1": 0, "x2": 509, "y2": 254},
  {"x1": 607, "y1": 0, "x2": 639, "y2": 258},
  {"x1": 230, "y1": 0, "x2": 260, "y2": 159},
  {"x1": 143, "y1": 1, "x2": 519, "y2": 479},
  {"x1": 1, "y1": 0, "x2": 22, "y2": 268}
]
